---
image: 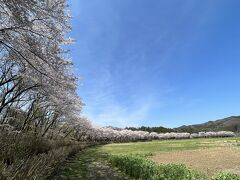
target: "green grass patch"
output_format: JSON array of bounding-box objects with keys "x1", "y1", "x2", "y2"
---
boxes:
[
  {"x1": 97, "y1": 137, "x2": 240, "y2": 156},
  {"x1": 109, "y1": 154, "x2": 202, "y2": 180},
  {"x1": 212, "y1": 172, "x2": 240, "y2": 180},
  {"x1": 108, "y1": 154, "x2": 240, "y2": 180}
]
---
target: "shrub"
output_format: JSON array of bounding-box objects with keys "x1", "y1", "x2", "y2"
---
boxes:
[
  {"x1": 0, "y1": 132, "x2": 85, "y2": 179},
  {"x1": 157, "y1": 163, "x2": 199, "y2": 180},
  {"x1": 212, "y1": 172, "x2": 240, "y2": 180},
  {"x1": 109, "y1": 154, "x2": 200, "y2": 180},
  {"x1": 111, "y1": 155, "x2": 158, "y2": 179}
]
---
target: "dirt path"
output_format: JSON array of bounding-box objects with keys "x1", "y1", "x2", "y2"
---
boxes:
[{"x1": 50, "y1": 148, "x2": 129, "y2": 180}]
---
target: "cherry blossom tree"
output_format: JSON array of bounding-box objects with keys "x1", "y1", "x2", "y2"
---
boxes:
[{"x1": 0, "y1": 0, "x2": 83, "y2": 137}]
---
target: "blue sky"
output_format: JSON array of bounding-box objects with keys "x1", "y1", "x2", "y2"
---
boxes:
[{"x1": 67, "y1": 0, "x2": 240, "y2": 128}]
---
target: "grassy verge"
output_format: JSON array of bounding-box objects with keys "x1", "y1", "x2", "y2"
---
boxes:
[
  {"x1": 108, "y1": 154, "x2": 240, "y2": 180},
  {"x1": 0, "y1": 132, "x2": 87, "y2": 179},
  {"x1": 109, "y1": 154, "x2": 202, "y2": 180}
]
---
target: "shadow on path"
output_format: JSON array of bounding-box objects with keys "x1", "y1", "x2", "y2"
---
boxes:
[{"x1": 50, "y1": 147, "x2": 129, "y2": 180}]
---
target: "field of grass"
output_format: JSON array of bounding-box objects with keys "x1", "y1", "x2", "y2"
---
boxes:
[
  {"x1": 97, "y1": 137, "x2": 240, "y2": 155},
  {"x1": 96, "y1": 137, "x2": 240, "y2": 178},
  {"x1": 55, "y1": 137, "x2": 240, "y2": 179}
]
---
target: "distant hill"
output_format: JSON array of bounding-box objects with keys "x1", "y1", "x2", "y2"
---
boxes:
[
  {"x1": 175, "y1": 116, "x2": 240, "y2": 133},
  {"x1": 125, "y1": 116, "x2": 240, "y2": 133}
]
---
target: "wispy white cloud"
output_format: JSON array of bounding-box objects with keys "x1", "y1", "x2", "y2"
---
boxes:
[
  {"x1": 83, "y1": 96, "x2": 157, "y2": 127},
  {"x1": 70, "y1": 0, "x2": 229, "y2": 128}
]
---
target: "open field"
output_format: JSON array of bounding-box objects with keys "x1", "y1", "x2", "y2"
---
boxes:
[
  {"x1": 97, "y1": 137, "x2": 240, "y2": 155},
  {"x1": 151, "y1": 147, "x2": 240, "y2": 176},
  {"x1": 97, "y1": 137, "x2": 240, "y2": 178},
  {"x1": 55, "y1": 137, "x2": 240, "y2": 179}
]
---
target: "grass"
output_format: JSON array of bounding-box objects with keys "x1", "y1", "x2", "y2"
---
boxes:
[
  {"x1": 96, "y1": 137, "x2": 240, "y2": 179},
  {"x1": 54, "y1": 137, "x2": 240, "y2": 179},
  {"x1": 0, "y1": 132, "x2": 85, "y2": 179},
  {"x1": 109, "y1": 154, "x2": 202, "y2": 180},
  {"x1": 97, "y1": 137, "x2": 240, "y2": 155}
]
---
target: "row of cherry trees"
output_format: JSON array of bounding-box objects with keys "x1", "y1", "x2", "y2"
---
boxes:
[
  {"x1": 0, "y1": 0, "x2": 84, "y2": 137},
  {"x1": 73, "y1": 122, "x2": 236, "y2": 143}
]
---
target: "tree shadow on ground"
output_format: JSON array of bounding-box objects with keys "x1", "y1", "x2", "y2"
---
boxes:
[{"x1": 50, "y1": 147, "x2": 129, "y2": 180}]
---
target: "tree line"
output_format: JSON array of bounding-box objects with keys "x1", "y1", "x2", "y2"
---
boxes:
[
  {"x1": 0, "y1": 0, "x2": 89, "y2": 178},
  {"x1": 126, "y1": 126, "x2": 175, "y2": 133}
]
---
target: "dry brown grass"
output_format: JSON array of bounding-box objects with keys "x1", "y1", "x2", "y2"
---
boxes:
[{"x1": 151, "y1": 147, "x2": 240, "y2": 176}]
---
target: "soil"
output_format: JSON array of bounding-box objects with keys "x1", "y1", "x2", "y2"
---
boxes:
[{"x1": 151, "y1": 147, "x2": 240, "y2": 176}]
